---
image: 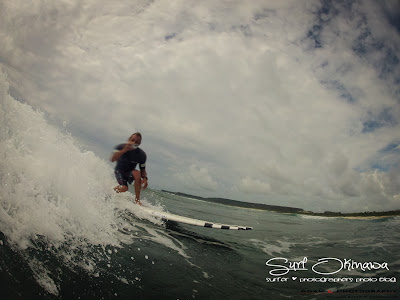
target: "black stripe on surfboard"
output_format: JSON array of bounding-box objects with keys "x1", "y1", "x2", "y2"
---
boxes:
[{"x1": 203, "y1": 223, "x2": 253, "y2": 230}]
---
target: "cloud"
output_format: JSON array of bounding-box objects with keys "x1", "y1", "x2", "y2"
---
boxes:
[
  {"x1": 239, "y1": 177, "x2": 271, "y2": 195},
  {"x1": 0, "y1": 0, "x2": 399, "y2": 212},
  {"x1": 174, "y1": 164, "x2": 217, "y2": 192}
]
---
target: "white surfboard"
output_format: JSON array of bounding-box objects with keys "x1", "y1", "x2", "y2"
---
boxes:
[{"x1": 138, "y1": 206, "x2": 253, "y2": 230}]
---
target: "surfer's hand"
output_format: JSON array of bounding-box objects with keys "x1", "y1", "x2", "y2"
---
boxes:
[
  {"x1": 123, "y1": 142, "x2": 134, "y2": 151},
  {"x1": 141, "y1": 177, "x2": 148, "y2": 190}
]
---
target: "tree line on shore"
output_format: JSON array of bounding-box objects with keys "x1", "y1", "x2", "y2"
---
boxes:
[{"x1": 162, "y1": 190, "x2": 400, "y2": 217}]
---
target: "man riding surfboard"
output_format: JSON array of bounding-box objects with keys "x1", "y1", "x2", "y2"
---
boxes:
[{"x1": 110, "y1": 132, "x2": 148, "y2": 205}]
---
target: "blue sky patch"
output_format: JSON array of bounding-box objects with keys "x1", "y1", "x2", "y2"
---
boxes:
[
  {"x1": 362, "y1": 108, "x2": 398, "y2": 133},
  {"x1": 321, "y1": 80, "x2": 356, "y2": 103},
  {"x1": 165, "y1": 33, "x2": 177, "y2": 41},
  {"x1": 380, "y1": 142, "x2": 400, "y2": 153},
  {"x1": 306, "y1": 0, "x2": 340, "y2": 49}
]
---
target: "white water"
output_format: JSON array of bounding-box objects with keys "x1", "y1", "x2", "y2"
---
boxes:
[
  {"x1": 0, "y1": 68, "x2": 192, "y2": 295},
  {"x1": 0, "y1": 69, "x2": 120, "y2": 250}
]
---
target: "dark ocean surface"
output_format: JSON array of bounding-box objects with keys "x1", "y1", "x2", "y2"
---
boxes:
[{"x1": 1, "y1": 189, "x2": 399, "y2": 299}]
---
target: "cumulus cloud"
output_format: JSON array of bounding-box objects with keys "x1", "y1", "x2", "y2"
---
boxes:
[
  {"x1": 0, "y1": 0, "x2": 399, "y2": 212},
  {"x1": 174, "y1": 164, "x2": 217, "y2": 192}
]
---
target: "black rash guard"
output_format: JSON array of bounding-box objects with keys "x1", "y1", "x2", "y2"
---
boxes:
[{"x1": 114, "y1": 144, "x2": 147, "y2": 175}]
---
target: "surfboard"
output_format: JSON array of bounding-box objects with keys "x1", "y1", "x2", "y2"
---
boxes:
[{"x1": 137, "y1": 206, "x2": 253, "y2": 230}]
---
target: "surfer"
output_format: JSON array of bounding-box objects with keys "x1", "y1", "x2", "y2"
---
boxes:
[{"x1": 110, "y1": 132, "x2": 148, "y2": 205}]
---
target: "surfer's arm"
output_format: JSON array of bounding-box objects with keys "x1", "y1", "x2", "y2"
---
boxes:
[
  {"x1": 140, "y1": 169, "x2": 147, "y2": 179},
  {"x1": 110, "y1": 144, "x2": 131, "y2": 162},
  {"x1": 140, "y1": 169, "x2": 148, "y2": 189},
  {"x1": 110, "y1": 150, "x2": 122, "y2": 162}
]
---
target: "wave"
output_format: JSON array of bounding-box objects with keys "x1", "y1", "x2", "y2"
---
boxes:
[
  {"x1": 0, "y1": 68, "x2": 132, "y2": 294},
  {"x1": 0, "y1": 68, "x2": 194, "y2": 296},
  {"x1": 297, "y1": 214, "x2": 339, "y2": 220},
  {"x1": 249, "y1": 238, "x2": 293, "y2": 256},
  {"x1": 0, "y1": 69, "x2": 121, "y2": 249}
]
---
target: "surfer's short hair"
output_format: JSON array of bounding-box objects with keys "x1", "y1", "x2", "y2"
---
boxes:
[{"x1": 129, "y1": 132, "x2": 142, "y2": 140}]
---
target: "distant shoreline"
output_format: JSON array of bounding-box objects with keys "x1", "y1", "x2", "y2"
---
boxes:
[{"x1": 161, "y1": 190, "x2": 400, "y2": 218}]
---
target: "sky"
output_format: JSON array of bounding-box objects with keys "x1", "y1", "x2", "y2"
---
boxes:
[{"x1": 1, "y1": 0, "x2": 400, "y2": 213}]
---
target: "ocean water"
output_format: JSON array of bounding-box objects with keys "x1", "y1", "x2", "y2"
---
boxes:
[{"x1": 1, "y1": 70, "x2": 400, "y2": 300}]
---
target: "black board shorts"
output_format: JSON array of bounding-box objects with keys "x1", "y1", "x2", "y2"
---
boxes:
[{"x1": 114, "y1": 169, "x2": 134, "y2": 186}]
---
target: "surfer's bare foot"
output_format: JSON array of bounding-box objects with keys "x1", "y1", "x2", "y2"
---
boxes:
[
  {"x1": 135, "y1": 198, "x2": 142, "y2": 206},
  {"x1": 114, "y1": 185, "x2": 128, "y2": 193}
]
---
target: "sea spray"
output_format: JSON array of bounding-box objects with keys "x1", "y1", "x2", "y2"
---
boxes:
[
  {"x1": 0, "y1": 68, "x2": 194, "y2": 296},
  {"x1": 0, "y1": 68, "x2": 125, "y2": 294},
  {"x1": 0, "y1": 68, "x2": 120, "y2": 249}
]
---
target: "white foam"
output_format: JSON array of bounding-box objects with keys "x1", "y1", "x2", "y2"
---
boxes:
[
  {"x1": 27, "y1": 257, "x2": 60, "y2": 296},
  {"x1": 0, "y1": 68, "x2": 202, "y2": 294},
  {"x1": 0, "y1": 68, "x2": 126, "y2": 294},
  {"x1": 298, "y1": 214, "x2": 337, "y2": 220},
  {"x1": 249, "y1": 238, "x2": 292, "y2": 256},
  {"x1": 0, "y1": 71, "x2": 120, "y2": 251}
]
